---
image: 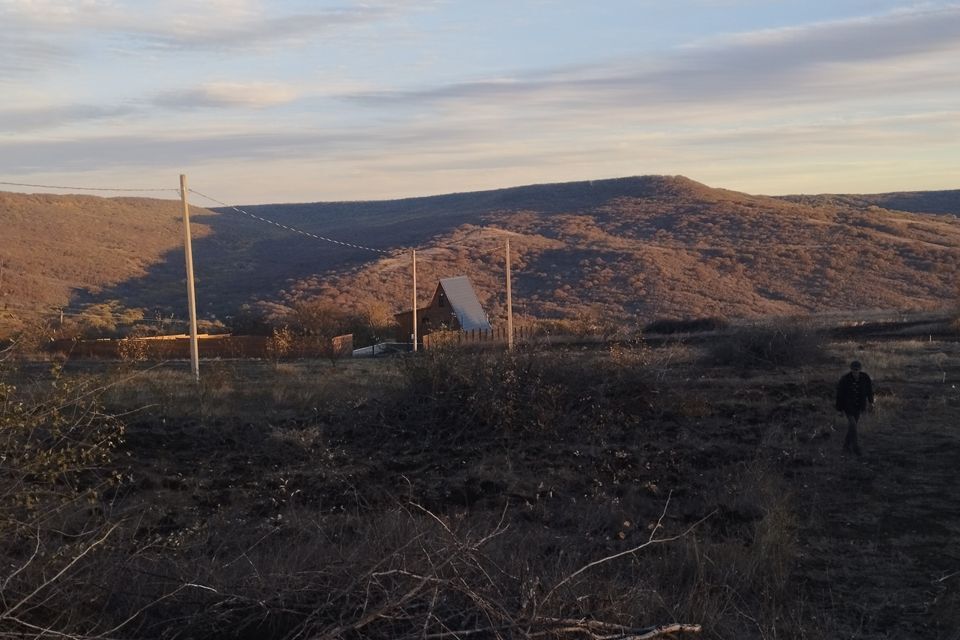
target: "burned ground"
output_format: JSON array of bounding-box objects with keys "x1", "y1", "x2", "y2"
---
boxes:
[{"x1": 2, "y1": 332, "x2": 959, "y2": 639}]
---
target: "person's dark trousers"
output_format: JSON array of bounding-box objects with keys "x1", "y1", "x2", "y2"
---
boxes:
[{"x1": 843, "y1": 412, "x2": 862, "y2": 455}]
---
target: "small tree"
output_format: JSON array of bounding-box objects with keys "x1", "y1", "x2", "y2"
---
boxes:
[{"x1": 266, "y1": 326, "x2": 294, "y2": 365}]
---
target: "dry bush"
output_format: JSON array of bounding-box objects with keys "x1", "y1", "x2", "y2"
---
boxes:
[
  {"x1": 6, "y1": 319, "x2": 59, "y2": 360},
  {"x1": 948, "y1": 312, "x2": 960, "y2": 334},
  {"x1": 644, "y1": 317, "x2": 729, "y2": 335},
  {"x1": 706, "y1": 321, "x2": 825, "y2": 369},
  {"x1": 78, "y1": 500, "x2": 708, "y2": 640},
  {"x1": 266, "y1": 326, "x2": 294, "y2": 363},
  {"x1": 0, "y1": 363, "x2": 128, "y2": 637},
  {"x1": 117, "y1": 337, "x2": 151, "y2": 363},
  {"x1": 394, "y1": 345, "x2": 657, "y2": 437},
  {"x1": 72, "y1": 460, "x2": 796, "y2": 639}
]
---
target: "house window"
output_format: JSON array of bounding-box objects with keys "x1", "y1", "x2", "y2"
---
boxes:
[{"x1": 438, "y1": 292, "x2": 447, "y2": 307}]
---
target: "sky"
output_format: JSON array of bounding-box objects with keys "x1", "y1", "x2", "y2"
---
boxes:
[{"x1": 1, "y1": 0, "x2": 958, "y2": 204}]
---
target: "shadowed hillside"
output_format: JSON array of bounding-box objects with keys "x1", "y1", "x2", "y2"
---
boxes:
[
  {"x1": 781, "y1": 189, "x2": 960, "y2": 216},
  {"x1": 284, "y1": 177, "x2": 960, "y2": 323},
  {"x1": 2, "y1": 176, "x2": 960, "y2": 336}
]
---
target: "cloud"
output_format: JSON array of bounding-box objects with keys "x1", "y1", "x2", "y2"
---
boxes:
[
  {"x1": 0, "y1": 103, "x2": 138, "y2": 132},
  {"x1": 153, "y1": 82, "x2": 300, "y2": 109},
  {"x1": 133, "y1": 6, "x2": 393, "y2": 51},
  {"x1": 0, "y1": 33, "x2": 70, "y2": 78},
  {"x1": 3, "y1": 2, "x2": 958, "y2": 200},
  {"x1": 0, "y1": 123, "x2": 479, "y2": 174},
  {"x1": 0, "y1": 0, "x2": 433, "y2": 53},
  {"x1": 0, "y1": 82, "x2": 300, "y2": 133},
  {"x1": 349, "y1": 4, "x2": 960, "y2": 111},
  {"x1": 0, "y1": 0, "x2": 115, "y2": 25}
]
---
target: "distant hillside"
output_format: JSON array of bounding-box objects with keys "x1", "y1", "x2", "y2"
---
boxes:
[
  {"x1": 300, "y1": 177, "x2": 960, "y2": 323},
  {"x1": 780, "y1": 190, "x2": 960, "y2": 216},
  {"x1": 2, "y1": 176, "x2": 960, "y2": 336},
  {"x1": 0, "y1": 192, "x2": 205, "y2": 334}
]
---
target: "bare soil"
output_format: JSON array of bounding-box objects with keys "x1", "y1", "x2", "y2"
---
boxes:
[
  {"x1": 4, "y1": 334, "x2": 959, "y2": 638},
  {"x1": 788, "y1": 380, "x2": 960, "y2": 638}
]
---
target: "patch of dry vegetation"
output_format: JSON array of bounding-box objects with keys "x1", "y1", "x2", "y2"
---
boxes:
[
  {"x1": 705, "y1": 320, "x2": 825, "y2": 369},
  {"x1": 5, "y1": 332, "x2": 960, "y2": 638},
  {"x1": 0, "y1": 343, "x2": 812, "y2": 639}
]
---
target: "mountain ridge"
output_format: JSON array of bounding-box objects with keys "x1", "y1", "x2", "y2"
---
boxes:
[{"x1": 2, "y1": 175, "x2": 959, "y2": 336}]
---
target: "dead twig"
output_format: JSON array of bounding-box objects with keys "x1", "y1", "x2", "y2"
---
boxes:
[
  {"x1": 1, "y1": 523, "x2": 120, "y2": 622},
  {"x1": 541, "y1": 493, "x2": 715, "y2": 606},
  {"x1": 419, "y1": 620, "x2": 702, "y2": 640}
]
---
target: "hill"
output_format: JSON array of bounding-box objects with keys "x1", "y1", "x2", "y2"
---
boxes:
[
  {"x1": 2, "y1": 176, "x2": 960, "y2": 336},
  {"x1": 780, "y1": 189, "x2": 960, "y2": 216}
]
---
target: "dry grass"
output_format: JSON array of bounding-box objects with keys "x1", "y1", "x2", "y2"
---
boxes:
[
  {"x1": 4, "y1": 331, "x2": 960, "y2": 639},
  {"x1": 704, "y1": 319, "x2": 826, "y2": 369},
  {"x1": 99, "y1": 358, "x2": 399, "y2": 420}
]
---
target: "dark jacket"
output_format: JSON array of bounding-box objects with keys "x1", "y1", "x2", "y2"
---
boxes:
[{"x1": 836, "y1": 372, "x2": 874, "y2": 414}]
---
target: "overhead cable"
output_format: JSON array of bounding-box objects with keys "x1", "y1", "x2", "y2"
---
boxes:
[
  {"x1": 188, "y1": 188, "x2": 391, "y2": 254},
  {"x1": 0, "y1": 180, "x2": 176, "y2": 193}
]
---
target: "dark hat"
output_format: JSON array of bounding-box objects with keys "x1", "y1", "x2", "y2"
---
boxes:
[{"x1": 850, "y1": 360, "x2": 862, "y2": 370}]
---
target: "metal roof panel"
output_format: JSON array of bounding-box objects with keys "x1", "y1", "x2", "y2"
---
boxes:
[{"x1": 439, "y1": 276, "x2": 492, "y2": 331}]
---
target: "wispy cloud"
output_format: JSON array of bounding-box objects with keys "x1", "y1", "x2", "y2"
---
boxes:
[
  {"x1": 0, "y1": 103, "x2": 138, "y2": 132},
  {"x1": 1, "y1": 0, "x2": 431, "y2": 53},
  {"x1": 2, "y1": 2, "x2": 958, "y2": 200},
  {"x1": 0, "y1": 33, "x2": 70, "y2": 78},
  {"x1": 132, "y1": 6, "x2": 395, "y2": 51},
  {"x1": 349, "y1": 4, "x2": 960, "y2": 111},
  {"x1": 153, "y1": 82, "x2": 300, "y2": 109},
  {"x1": 0, "y1": 111, "x2": 510, "y2": 176}
]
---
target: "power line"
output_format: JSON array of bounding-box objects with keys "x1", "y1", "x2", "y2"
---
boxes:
[
  {"x1": 0, "y1": 180, "x2": 176, "y2": 193},
  {"x1": 185, "y1": 185, "x2": 858, "y2": 262},
  {"x1": 188, "y1": 188, "x2": 392, "y2": 254}
]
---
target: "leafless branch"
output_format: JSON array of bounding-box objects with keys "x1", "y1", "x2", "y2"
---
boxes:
[
  {"x1": 1, "y1": 523, "x2": 120, "y2": 622},
  {"x1": 542, "y1": 496, "x2": 715, "y2": 607}
]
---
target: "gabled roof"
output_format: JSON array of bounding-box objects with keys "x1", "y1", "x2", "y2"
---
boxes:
[{"x1": 439, "y1": 276, "x2": 491, "y2": 331}]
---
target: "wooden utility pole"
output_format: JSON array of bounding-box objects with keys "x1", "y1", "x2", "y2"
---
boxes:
[
  {"x1": 505, "y1": 238, "x2": 514, "y2": 352},
  {"x1": 411, "y1": 249, "x2": 418, "y2": 352},
  {"x1": 180, "y1": 174, "x2": 200, "y2": 382}
]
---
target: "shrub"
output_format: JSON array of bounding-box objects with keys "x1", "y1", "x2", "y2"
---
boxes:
[
  {"x1": 0, "y1": 363, "x2": 127, "y2": 636},
  {"x1": 393, "y1": 345, "x2": 657, "y2": 439},
  {"x1": 948, "y1": 312, "x2": 960, "y2": 335},
  {"x1": 705, "y1": 321, "x2": 824, "y2": 369},
  {"x1": 266, "y1": 326, "x2": 295, "y2": 362},
  {"x1": 644, "y1": 316, "x2": 729, "y2": 335}
]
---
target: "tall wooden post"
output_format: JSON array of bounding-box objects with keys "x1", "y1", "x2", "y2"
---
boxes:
[
  {"x1": 506, "y1": 238, "x2": 514, "y2": 352},
  {"x1": 411, "y1": 249, "x2": 418, "y2": 352},
  {"x1": 180, "y1": 174, "x2": 200, "y2": 382}
]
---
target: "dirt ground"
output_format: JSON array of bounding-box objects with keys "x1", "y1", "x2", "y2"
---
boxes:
[
  {"x1": 785, "y1": 345, "x2": 960, "y2": 639},
  {"x1": 6, "y1": 335, "x2": 959, "y2": 639},
  {"x1": 135, "y1": 343, "x2": 957, "y2": 636}
]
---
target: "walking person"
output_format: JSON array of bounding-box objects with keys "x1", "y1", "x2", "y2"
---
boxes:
[{"x1": 835, "y1": 360, "x2": 875, "y2": 456}]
